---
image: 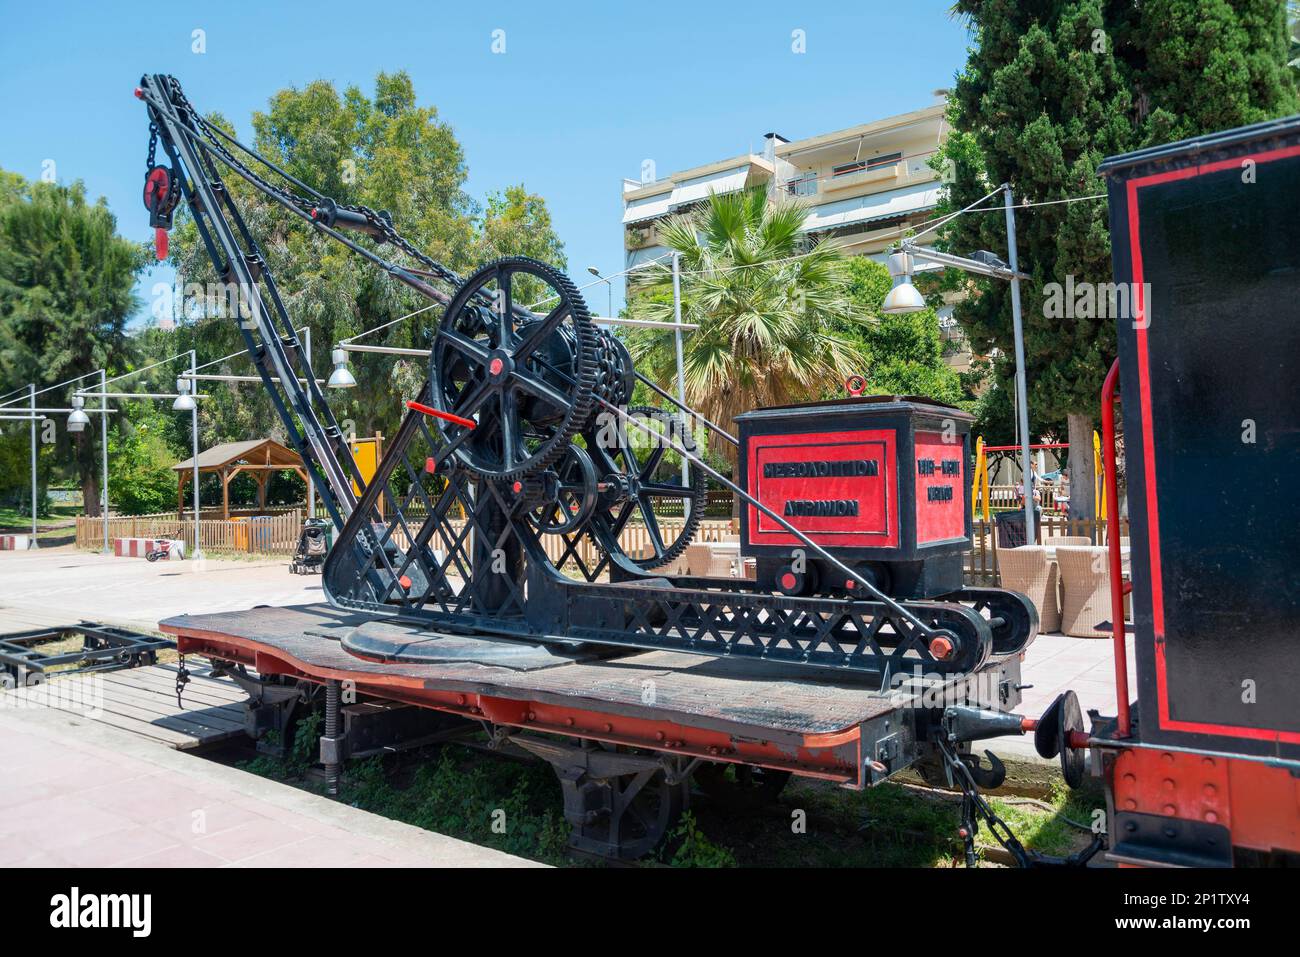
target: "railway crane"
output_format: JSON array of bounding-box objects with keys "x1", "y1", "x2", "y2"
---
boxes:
[{"x1": 141, "y1": 72, "x2": 1297, "y2": 865}]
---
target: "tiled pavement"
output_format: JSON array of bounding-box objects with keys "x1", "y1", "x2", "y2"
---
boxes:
[{"x1": 0, "y1": 705, "x2": 540, "y2": 868}]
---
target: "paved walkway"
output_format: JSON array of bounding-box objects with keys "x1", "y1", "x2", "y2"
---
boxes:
[
  {"x1": 0, "y1": 544, "x2": 324, "y2": 634},
  {"x1": 0, "y1": 543, "x2": 1130, "y2": 858},
  {"x1": 0, "y1": 704, "x2": 539, "y2": 867}
]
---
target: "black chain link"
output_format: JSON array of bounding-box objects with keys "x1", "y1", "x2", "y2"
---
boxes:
[
  {"x1": 175, "y1": 652, "x2": 191, "y2": 709},
  {"x1": 938, "y1": 738, "x2": 1034, "y2": 867},
  {"x1": 936, "y1": 738, "x2": 1104, "y2": 868}
]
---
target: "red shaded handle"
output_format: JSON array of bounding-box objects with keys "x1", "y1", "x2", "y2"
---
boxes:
[
  {"x1": 155, "y1": 228, "x2": 169, "y2": 260},
  {"x1": 406, "y1": 400, "x2": 476, "y2": 429}
]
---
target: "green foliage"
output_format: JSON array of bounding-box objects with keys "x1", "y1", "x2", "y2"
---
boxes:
[
  {"x1": 944, "y1": 0, "x2": 1298, "y2": 431},
  {"x1": 841, "y1": 258, "x2": 966, "y2": 407},
  {"x1": 626, "y1": 188, "x2": 866, "y2": 463},
  {"x1": 161, "y1": 72, "x2": 566, "y2": 451},
  {"x1": 0, "y1": 172, "x2": 146, "y2": 510},
  {"x1": 664, "y1": 810, "x2": 737, "y2": 868},
  {"x1": 342, "y1": 748, "x2": 571, "y2": 865},
  {"x1": 1291, "y1": 2, "x2": 1300, "y2": 77},
  {"x1": 290, "y1": 710, "x2": 323, "y2": 770},
  {"x1": 107, "y1": 403, "x2": 179, "y2": 515},
  {"x1": 477, "y1": 184, "x2": 568, "y2": 303}
]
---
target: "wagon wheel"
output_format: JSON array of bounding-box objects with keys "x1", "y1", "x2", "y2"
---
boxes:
[
  {"x1": 694, "y1": 762, "x2": 792, "y2": 809},
  {"x1": 587, "y1": 406, "x2": 707, "y2": 569},
  {"x1": 604, "y1": 768, "x2": 689, "y2": 860},
  {"x1": 428, "y1": 257, "x2": 598, "y2": 482}
]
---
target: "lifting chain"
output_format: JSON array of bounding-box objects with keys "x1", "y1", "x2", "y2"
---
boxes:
[
  {"x1": 938, "y1": 737, "x2": 1032, "y2": 867},
  {"x1": 175, "y1": 652, "x2": 191, "y2": 709}
]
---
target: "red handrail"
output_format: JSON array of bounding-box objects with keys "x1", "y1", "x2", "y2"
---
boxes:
[{"x1": 1101, "y1": 358, "x2": 1131, "y2": 737}]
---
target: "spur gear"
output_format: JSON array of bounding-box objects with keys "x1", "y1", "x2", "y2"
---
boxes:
[
  {"x1": 427, "y1": 257, "x2": 598, "y2": 482},
  {"x1": 586, "y1": 405, "x2": 708, "y2": 569}
]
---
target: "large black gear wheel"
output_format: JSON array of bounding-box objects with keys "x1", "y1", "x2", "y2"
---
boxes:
[
  {"x1": 587, "y1": 405, "x2": 708, "y2": 570},
  {"x1": 428, "y1": 257, "x2": 598, "y2": 482}
]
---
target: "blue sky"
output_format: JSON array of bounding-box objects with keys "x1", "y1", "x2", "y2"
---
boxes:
[{"x1": 0, "y1": 1, "x2": 972, "y2": 323}]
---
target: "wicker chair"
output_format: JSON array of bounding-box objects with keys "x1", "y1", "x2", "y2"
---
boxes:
[
  {"x1": 685, "y1": 543, "x2": 737, "y2": 578},
  {"x1": 685, "y1": 543, "x2": 712, "y2": 577},
  {"x1": 996, "y1": 546, "x2": 1060, "y2": 634},
  {"x1": 1056, "y1": 546, "x2": 1114, "y2": 638},
  {"x1": 1045, "y1": 535, "x2": 1091, "y2": 546}
]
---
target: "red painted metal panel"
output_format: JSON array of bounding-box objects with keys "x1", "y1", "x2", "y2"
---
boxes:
[
  {"x1": 913, "y1": 430, "x2": 965, "y2": 545},
  {"x1": 745, "y1": 428, "x2": 898, "y2": 549}
]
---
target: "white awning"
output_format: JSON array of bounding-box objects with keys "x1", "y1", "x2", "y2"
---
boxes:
[
  {"x1": 669, "y1": 165, "x2": 753, "y2": 208},
  {"x1": 622, "y1": 191, "x2": 674, "y2": 225},
  {"x1": 802, "y1": 181, "x2": 940, "y2": 232}
]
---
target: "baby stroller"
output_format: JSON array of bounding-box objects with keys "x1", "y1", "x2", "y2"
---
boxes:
[{"x1": 289, "y1": 518, "x2": 331, "y2": 575}]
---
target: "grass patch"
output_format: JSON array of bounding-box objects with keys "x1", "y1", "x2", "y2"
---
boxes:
[
  {"x1": 239, "y1": 728, "x2": 571, "y2": 865},
  {"x1": 0, "y1": 501, "x2": 80, "y2": 530},
  {"x1": 235, "y1": 727, "x2": 1097, "y2": 867}
]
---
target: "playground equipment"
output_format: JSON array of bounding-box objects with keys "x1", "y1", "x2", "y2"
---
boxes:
[{"x1": 970, "y1": 437, "x2": 1105, "y2": 521}]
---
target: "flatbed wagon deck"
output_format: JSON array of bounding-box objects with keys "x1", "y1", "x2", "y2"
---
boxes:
[{"x1": 160, "y1": 603, "x2": 1024, "y2": 789}]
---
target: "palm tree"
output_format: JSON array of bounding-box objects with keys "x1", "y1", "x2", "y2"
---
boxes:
[{"x1": 627, "y1": 188, "x2": 866, "y2": 467}]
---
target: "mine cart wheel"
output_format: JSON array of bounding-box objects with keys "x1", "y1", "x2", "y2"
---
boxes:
[
  {"x1": 694, "y1": 762, "x2": 792, "y2": 809},
  {"x1": 586, "y1": 405, "x2": 708, "y2": 569},
  {"x1": 429, "y1": 257, "x2": 598, "y2": 482}
]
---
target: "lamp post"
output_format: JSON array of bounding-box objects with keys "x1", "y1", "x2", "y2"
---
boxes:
[
  {"x1": 882, "y1": 182, "x2": 1036, "y2": 542},
  {"x1": 671, "y1": 253, "x2": 690, "y2": 502},
  {"x1": 76, "y1": 383, "x2": 209, "y2": 556},
  {"x1": 173, "y1": 352, "x2": 202, "y2": 559},
  {"x1": 29, "y1": 384, "x2": 37, "y2": 545},
  {"x1": 99, "y1": 370, "x2": 110, "y2": 552},
  {"x1": 586, "y1": 266, "x2": 613, "y2": 318}
]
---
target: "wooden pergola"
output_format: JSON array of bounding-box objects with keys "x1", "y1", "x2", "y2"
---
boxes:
[{"x1": 172, "y1": 438, "x2": 308, "y2": 520}]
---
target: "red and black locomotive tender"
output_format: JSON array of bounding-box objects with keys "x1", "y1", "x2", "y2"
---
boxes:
[{"x1": 141, "y1": 71, "x2": 1298, "y2": 864}]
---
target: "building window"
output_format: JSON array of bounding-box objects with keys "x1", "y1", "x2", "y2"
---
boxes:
[
  {"x1": 833, "y1": 152, "x2": 902, "y2": 177},
  {"x1": 785, "y1": 172, "x2": 817, "y2": 196}
]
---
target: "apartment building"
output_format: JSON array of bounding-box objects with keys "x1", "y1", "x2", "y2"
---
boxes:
[{"x1": 620, "y1": 100, "x2": 971, "y2": 369}]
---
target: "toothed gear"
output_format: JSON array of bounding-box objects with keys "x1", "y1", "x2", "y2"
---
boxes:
[
  {"x1": 428, "y1": 257, "x2": 599, "y2": 482},
  {"x1": 586, "y1": 405, "x2": 708, "y2": 569}
]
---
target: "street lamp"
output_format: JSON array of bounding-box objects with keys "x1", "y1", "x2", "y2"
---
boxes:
[
  {"x1": 882, "y1": 252, "x2": 927, "y2": 314},
  {"x1": 587, "y1": 266, "x2": 613, "y2": 318},
  {"x1": 880, "y1": 183, "x2": 1037, "y2": 541},
  {"x1": 66, "y1": 395, "x2": 89, "y2": 432},
  {"x1": 327, "y1": 347, "x2": 357, "y2": 389},
  {"x1": 172, "y1": 377, "x2": 197, "y2": 412}
]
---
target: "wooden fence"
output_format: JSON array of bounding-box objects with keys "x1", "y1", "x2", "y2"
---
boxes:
[
  {"x1": 80, "y1": 502, "x2": 1123, "y2": 586},
  {"x1": 77, "y1": 508, "x2": 304, "y2": 557},
  {"x1": 965, "y1": 515, "x2": 1130, "y2": 586}
]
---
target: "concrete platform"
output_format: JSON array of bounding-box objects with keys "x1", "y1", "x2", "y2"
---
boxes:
[{"x1": 0, "y1": 702, "x2": 540, "y2": 867}]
